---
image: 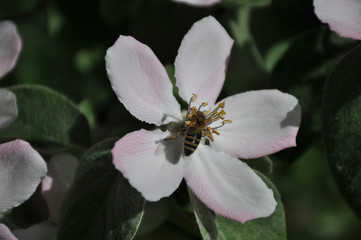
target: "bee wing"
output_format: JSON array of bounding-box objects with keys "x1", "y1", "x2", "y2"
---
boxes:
[{"x1": 155, "y1": 142, "x2": 166, "y2": 156}]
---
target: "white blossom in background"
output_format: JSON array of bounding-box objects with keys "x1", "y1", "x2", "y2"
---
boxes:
[
  {"x1": 0, "y1": 22, "x2": 47, "y2": 216},
  {"x1": 0, "y1": 154, "x2": 78, "y2": 240},
  {"x1": 172, "y1": 0, "x2": 221, "y2": 7},
  {"x1": 0, "y1": 21, "x2": 21, "y2": 130},
  {"x1": 0, "y1": 140, "x2": 47, "y2": 214},
  {"x1": 314, "y1": 0, "x2": 361, "y2": 40}
]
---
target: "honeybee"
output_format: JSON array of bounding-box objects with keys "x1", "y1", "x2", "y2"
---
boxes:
[
  {"x1": 163, "y1": 94, "x2": 231, "y2": 157},
  {"x1": 183, "y1": 110, "x2": 207, "y2": 156}
]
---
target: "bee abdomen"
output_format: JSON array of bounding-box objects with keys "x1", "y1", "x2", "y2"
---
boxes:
[{"x1": 184, "y1": 132, "x2": 201, "y2": 156}]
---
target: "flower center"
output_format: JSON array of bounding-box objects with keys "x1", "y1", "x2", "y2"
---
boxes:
[{"x1": 185, "y1": 93, "x2": 232, "y2": 142}]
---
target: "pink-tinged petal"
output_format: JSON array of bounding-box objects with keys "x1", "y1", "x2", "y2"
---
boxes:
[
  {"x1": 0, "y1": 224, "x2": 17, "y2": 240},
  {"x1": 106, "y1": 36, "x2": 182, "y2": 125},
  {"x1": 0, "y1": 140, "x2": 47, "y2": 212},
  {"x1": 41, "y1": 154, "x2": 77, "y2": 224},
  {"x1": 211, "y1": 90, "x2": 301, "y2": 159},
  {"x1": 175, "y1": 16, "x2": 234, "y2": 106},
  {"x1": 185, "y1": 145, "x2": 277, "y2": 223},
  {"x1": 314, "y1": 0, "x2": 361, "y2": 40},
  {"x1": 0, "y1": 89, "x2": 17, "y2": 130},
  {"x1": 0, "y1": 21, "x2": 21, "y2": 79},
  {"x1": 172, "y1": 0, "x2": 220, "y2": 6},
  {"x1": 12, "y1": 222, "x2": 57, "y2": 240},
  {"x1": 112, "y1": 129, "x2": 184, "y2": 201}
]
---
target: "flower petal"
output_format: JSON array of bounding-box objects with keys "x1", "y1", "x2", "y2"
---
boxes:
[
  {"x1": 106, "y1": 36, "x2": 182, "y2": 125},
  {"x1": 211, "y1": 90, "x2": 301, "y2": 159},
  {"x1": 41, "y1": 153, "x2": 77, "y2": 224},
  {"x1": 314, "y1": 0, "x2": 361, "y2": 40},
  {"x1": 0, "y1": 224, "x2": 17, "y2": 240},
  {"x1": 0, "y1": 89, "x2": 17, "y2": 130},
  {"x1": 112, "y1": 129, "x2": 184, "y2": 201},
  {"x1": 12, "y1": 222, "x2": 57, "y2": 240},
  {"x1": 172, "y1": 0, "x2": 221, "y2": 6},
  {"x1": 0, "y1": 140, "x2": 47, "y2": 213},
  {"x1": 175, "y1": 16, "x2": 234, "y2": 106},
  {"x1": 185, "y1": 145, "x2": 277, "y2": 223},
  {"x1": 0, "y1": 21, "x2": 21, "y2": 79}
]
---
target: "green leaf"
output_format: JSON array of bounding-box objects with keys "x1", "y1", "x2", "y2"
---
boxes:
[
  {"x1": 245, "y1": 156, "x2": 273, "y2": 175},
  {"x1": 165, "y1": 64, "x2": 187, "y2": 108},
  {"x1": 58, "y1": 138, "x2": 145, "y2": 240},
  {"x1": 189, "y1": 171, "x2": 286, "y2": 240},
  {"x1": 78, "y1": 99, "x2": 96, "y2": 129},
  {"x1": 0, "y1": 85, "x2": 90, "y2": 150},
  {"x1": 321, "y1": 44, "x2": 361, "y2": 219}
]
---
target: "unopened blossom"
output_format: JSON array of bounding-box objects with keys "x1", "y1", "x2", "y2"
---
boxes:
[
  {"x1": 0, "y1": 154, "x2": 77, "y2": 240},
  {"x1": 0, "y1": 21, "x2": 21, "y2": 130},
  {"x1": 106, "y1": 16, "x2": 301, "y2": 223},
  {"x1": 314, "y1": 0, "x2": 361, "y2": 40},
  {"x1": 172, "y1": 0, "x2": 220, "y2": 6}
]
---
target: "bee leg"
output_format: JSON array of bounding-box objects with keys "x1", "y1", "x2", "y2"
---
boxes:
[{"x1": 165, "y1": 129, "x2": 185, "y2": 141}]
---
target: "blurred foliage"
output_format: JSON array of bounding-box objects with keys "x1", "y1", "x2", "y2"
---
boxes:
[
  {"x1": 1, "y1": 0, "x2": 360, "y2": 239},
  {"x1": 322, "y1": 45, "x2": 361, "y2": 219},
  {"x1": 274, "y1": 145, "x2": 360, "y2": 240},
  {"x1": 0, "y1": 85, "x2": 90, "y2": 153},
  {"x1": 59, "y1": 138, "x2": 145, "y2": 240}
]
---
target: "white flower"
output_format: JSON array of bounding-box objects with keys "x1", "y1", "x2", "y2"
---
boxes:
[
  {"x1": 314, "y1": 0, "x2": 361, "y2": 40},
  {"x1": 0, "y1": 154, "x2": 77, "y2": 240},
  {"x1": 0, "y1": 22, "x2": 45, "y2": 216},
  {"x1": 0, "y1": 21, "x2": 21, "y2": 130},
  {"x1": 172, "y1": 0, "x2": 221, "y2": 7},
  {"x1": 0, "y1": 140, "x2": 47, "y2": 214},
  {"x1": 105, "y1": 16, "x2": 301, "y2": 223}
]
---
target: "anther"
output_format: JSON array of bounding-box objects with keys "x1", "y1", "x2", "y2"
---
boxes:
[
  {"x1": 212, "y1": 129, "x2": 220, "y2": 135},
  {"x1": 191, "y1": 93, "x2": 197, "y2": 102},
  {"x1": 219, "y1": 101, "x2": 225, "y2": 108},
  {"x1": 222, "y1": 120, "x2": 232, "y2": 124}
]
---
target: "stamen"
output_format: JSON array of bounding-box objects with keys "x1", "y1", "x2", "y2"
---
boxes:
[
  {"x1": 187, "y1": 93, "x2": 198, "y2": 117},
  {"x1": 212, "y1": 120, "x2": 232, "y2": 129},
  {"x1": 204, "y1": 108, "x2": 211, "y2": 115},
  {"x1": 198, "y1": 102, "x2": 208, "y2": 111},
  {"x1": 205, "y1": 127, "x2": 214, "y2": 142},
  {"x1": 206, "y1": 106, "x2": 221, "y2": 119},
  {"x1": 184, "y1": 94, "x2": 232, "y2": 144}
]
